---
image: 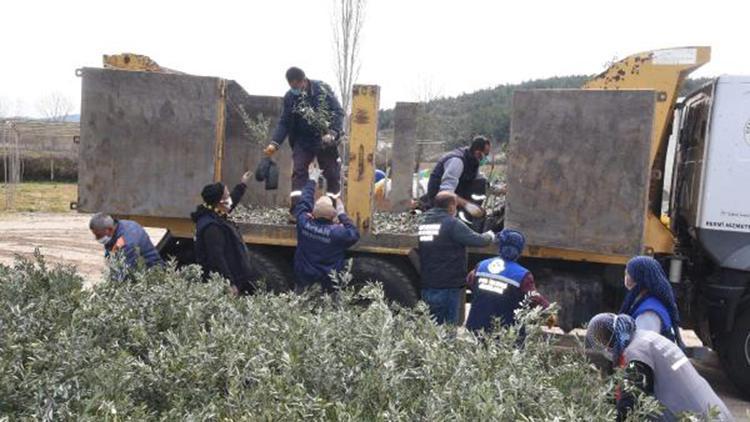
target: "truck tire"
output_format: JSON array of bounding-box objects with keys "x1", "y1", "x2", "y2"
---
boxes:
[
  {"x1": 351, "y1": 256, "x2": 420, "y2": 307},
  {"x1": 156, "y1": 232, "x2": 195, "y2": 267},
  {"x1": 531, "y1": 267, "x2": 604, "y2": 332},
  {"x1": 721, "y1": 310, "x2": 750, "y2": 396},
  {"x1": 246, "y1": 247, "x2": 293, "y2": 294}
]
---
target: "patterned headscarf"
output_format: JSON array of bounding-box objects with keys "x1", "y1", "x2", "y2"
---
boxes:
[
  {"x1": 619, "y1": 256, "x2": 684, "y2": 348},
  {"x1": 585, "y1": 313, "x2": 637, "y2": 362},
  {"x1": 498, "y1": 229, "x2": 525, "y2": 261}
]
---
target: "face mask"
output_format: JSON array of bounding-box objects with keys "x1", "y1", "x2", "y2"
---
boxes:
[
  {"x1": 290, "y1": 88, "x2": 302, "y2": 96},
  {"x1": 97, "y1": 236, "x2": 111, "y2": 245},
  {"x1": 221, "y1": 196, "x2": 233, "y2": 209},
  {"x1": 479, "y1": 156, "x2": 489, "y2": 165}
]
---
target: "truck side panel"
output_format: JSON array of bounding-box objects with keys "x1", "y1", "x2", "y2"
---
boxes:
[
  {"x1": 222, "y1": 82, "x2": 290, "y2": 207},
  {"x1": 78, "y1": 68, "x2": 220, "y2": 218},
  {"x1": 507, "y1": 90, "x2": 655, "y2": 256}
]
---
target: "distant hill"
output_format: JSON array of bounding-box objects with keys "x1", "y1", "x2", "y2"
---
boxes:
[
  {"x1": 378, "y1": 75, "x2": 713, "y2": 150},
  {"x1": 64, "y1": 114, "x2": 80, "y2": 123}
]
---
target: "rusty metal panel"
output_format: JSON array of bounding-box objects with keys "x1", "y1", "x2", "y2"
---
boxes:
[
  {"x1": 78, "y1": 68, "x2": 220, "y2": 218},
  {"x1": 506, "y1": 90, "x2": 655, "y2": 256},
  {"x1": 346, "y1": 85, "x2": 380, "y2": 234},
  {"x1": 389, "y1": 102, "x2": 419, "y2": 212},
  {"x1": 222, "y1": 81, "x2": 290, "y2": 207}
]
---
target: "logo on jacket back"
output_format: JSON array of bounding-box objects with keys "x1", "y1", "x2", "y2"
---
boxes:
[
  {"x1": 478, "y1": 258, "x2": 510, "y2": 295},
  {"x1": 487, "y1": 258, "x2": 505, "y2": 274},
  {"x1": 419, "y1": 224, "x2": 441, "y2": 242}
]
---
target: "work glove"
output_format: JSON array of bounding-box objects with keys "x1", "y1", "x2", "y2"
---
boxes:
[
  {"x1": 241, "y1": 170, "x2": 252, "y2": 185},
  {"x1": 464, "y1": 202, "x2": 486, "y2": 218},
  {"x1": 308, "y1": 164, "x2": 323, "y2": 183},
  {"x1": 546, "y1": 314, "x2": 558, "y2": 329},
  {"x1": 335, "y1": 198, "x2": 346, "y2": 216},
  {"x1": 321, "y1": 131, "x2": 338, "y2": 147},
  {"x1": 263, "y1": 143, "x2": 278, "y2": 157},
  {"x1": 481, "y1": 230, "x2": 496, "y2": 243}
]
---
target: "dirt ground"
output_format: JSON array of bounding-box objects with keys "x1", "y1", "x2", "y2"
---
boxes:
[
  {"x1": 0, "y1": 212, "x2": 747, "y2": 419},
  {"x1": 0, "y1": 212, "x2": 165, "y2": 285}
]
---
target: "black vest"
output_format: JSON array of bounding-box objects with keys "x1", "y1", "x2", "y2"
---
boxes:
[
  {"x1": 426, "y1": 147, "x2": 480, "y2": 201},
  {"x1": 194, "y1": 210, "x2": 255, "y2": 293},
  {"x1": 418, "y1": 209, "x2": 469, "y2": 289}
]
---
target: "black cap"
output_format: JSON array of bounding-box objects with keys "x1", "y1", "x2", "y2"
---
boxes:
[{"x1": 201, "y1": 182, "x2": 225, "y2": 205}]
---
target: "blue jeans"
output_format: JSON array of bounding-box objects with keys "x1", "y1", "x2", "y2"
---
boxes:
[{"x1": 421, "y1": 288, "x2": 463, "y2": 325}]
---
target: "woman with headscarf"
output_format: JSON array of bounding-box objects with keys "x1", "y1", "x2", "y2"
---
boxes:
[
  {"x1": 620, "y1": 256, "x2": 684, "y2": 347},
  {"x1": 191, "y1": 171, "x2": 256, "y2": 295},
  {"x1": 586, "y1": 313, "x2": 733, "y2": 421},
  {"x1": 465, "y1": 229, "x2": 551, "y2": 333}
]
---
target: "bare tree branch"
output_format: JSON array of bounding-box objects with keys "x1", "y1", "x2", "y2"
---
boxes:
[
  {"x1": 331, "y1": 0, "x2": 366, "y2": 116},
  {"x1": 35, "y1": 92, "x2": 73, "y2": 122}
]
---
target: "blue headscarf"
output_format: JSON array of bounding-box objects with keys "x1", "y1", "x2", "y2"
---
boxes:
[
  {"x1": 498, "y1": 229, "x2": 525, "y2": 261},
  {"x1": 611, "y1": 314, "x2": 637, "y2": 361},
  {"x1": 619, "y1": 256, "x2": 684, "y2": 348}
]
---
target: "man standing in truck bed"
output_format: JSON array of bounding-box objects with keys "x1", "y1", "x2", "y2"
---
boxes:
[
  {"x1": 419, "y1": 136, "x2": 493, "y2": 220},
  {"x1": 264, "y1": 67, "x2": 344, "y2": 221}
]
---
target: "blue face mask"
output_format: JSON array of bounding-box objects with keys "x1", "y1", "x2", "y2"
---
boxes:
[
  {"x1": 290, "y1": 88, "x2": 302, "y2": 96},
  {"x1": 479, "y1": 155, "x2": 489, "y2": 165}
]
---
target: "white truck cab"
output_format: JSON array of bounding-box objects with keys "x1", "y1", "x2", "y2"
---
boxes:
[{"x1": 670, "y1": 75, "x2": 750, "y2": 394}]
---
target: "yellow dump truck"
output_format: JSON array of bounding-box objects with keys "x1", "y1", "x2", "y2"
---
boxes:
[{"x1": 76, "y1": 47, "x2": 750, "y2": 394}]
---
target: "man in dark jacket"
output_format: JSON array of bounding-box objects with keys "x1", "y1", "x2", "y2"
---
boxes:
[
  {"x1": 264, "y1": 67, "x2": 345, "y2": 216},
  {"x1": 294, "y1": 165, "x2": 360, "y2": 293},
  {"x1": 191, "y1": 171, "x2": 256, "y2": 295},
  {"x1": 420, "y1": 136, "x2": 492, "y2": 219},
  {"x1": 89, "y1": 213, "x2": 164, "y2": 272},
  {"x1": 418, "y1": 191, "x2": 496, "y2": 325}
]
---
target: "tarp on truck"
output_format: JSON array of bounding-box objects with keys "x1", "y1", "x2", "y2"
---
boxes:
[{"x1": 506, "y1": 89, "x2": 656, "y2": 256}]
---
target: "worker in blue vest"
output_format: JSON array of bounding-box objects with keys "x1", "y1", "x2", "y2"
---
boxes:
[
  {"x1": 89, "y1": 213, "x2": 164, "y2": 276},
  {"x1": 465, "y1": 229, "x2": 550, "y2": 332},
  {"x1": 620, "y1": 256, "x2": 685, "y2": 348},
  {"x1": 418, "y1": 191, "x2": 496, "y2": 325}
]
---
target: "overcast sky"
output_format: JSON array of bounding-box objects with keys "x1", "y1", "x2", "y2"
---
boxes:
[{"x1": 1, "y1": 0, "x2": 748, "y2": 117}]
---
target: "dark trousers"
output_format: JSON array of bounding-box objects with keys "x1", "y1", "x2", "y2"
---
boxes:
[
  {"x1": 421, "y1": 287, "x2": 463, "y2": 325},
  {"x1": 291, "y1": 146, "x2": 341, "y2": 196}
]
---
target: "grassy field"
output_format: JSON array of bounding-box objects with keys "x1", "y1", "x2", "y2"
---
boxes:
[{"x1": 0, "y1": 182, "x2": 77, "y2": 213}]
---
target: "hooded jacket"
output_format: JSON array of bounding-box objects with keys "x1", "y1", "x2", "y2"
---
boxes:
[{"x1": 191, "y1": 183, "x2": 256, "y2": 294}]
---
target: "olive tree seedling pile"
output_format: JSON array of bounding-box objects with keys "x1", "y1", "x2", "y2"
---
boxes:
[
  {"x1": 232, "y1": 204, "x2": 419, "y2": 234},
  {"x1": 232, "y1": 204, "x2": 289, "y2": 225},
  {"x1": 1, "y1": 254, "x2": 663, "y2": 420}
]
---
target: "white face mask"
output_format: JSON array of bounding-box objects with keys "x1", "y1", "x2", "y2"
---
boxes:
[
  {"x1": 97, "y1": 236, "x2": 112, "y2": 245},
  {"x1": 221, "y1": 196, "x2": 233, "y2": 209}
]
